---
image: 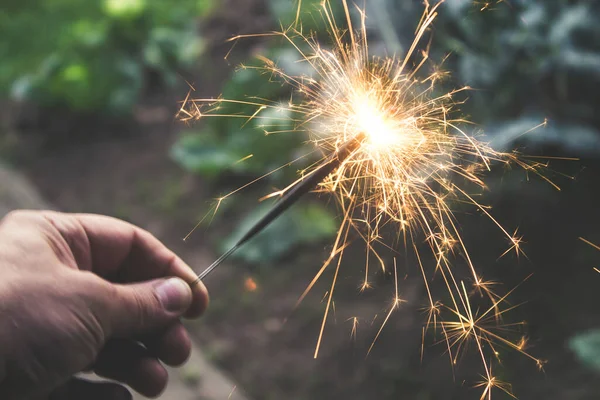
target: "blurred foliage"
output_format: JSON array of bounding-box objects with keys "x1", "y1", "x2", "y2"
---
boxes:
[
  {"x1": 171, "y1": 0, "x2": 343, "y2": 262},
  {"x1": 569, "y1": 329, "x2": 600, "y2": 372},
  {"x1": 171, "y1": 50, "x2": 309, "y2": 179},
  {"x1": 434, "y1": 0, "x2": 600, "y2": 126},
  {"x1": 220, "y1": 201, "x2": 338, "y2": 264},
  {"x1": 0, "y1": 0, "x2": 215, "y2": 114},
  {"x1": 172, "y1": 0, "x2": 339, "y2": 180},
  {"x1": 269, "y1": 0, "x2": 343, "y2": 33}
]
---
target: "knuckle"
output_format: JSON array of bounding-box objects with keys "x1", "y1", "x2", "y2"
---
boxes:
[
  {"x1": 129, "y1": 286, "x2": 160, "y2": 329},
  {"x1": 87, "y1": 279, "x2": 119, "y2": 332}
]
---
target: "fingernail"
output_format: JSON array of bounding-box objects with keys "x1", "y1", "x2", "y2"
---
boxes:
[{"x1": 155, "y1": 278, "x2": 191, "y2": 312}]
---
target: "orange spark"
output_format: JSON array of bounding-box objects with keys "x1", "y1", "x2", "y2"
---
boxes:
[{"x1": 244, "y1": 277, "x2": 258, "y2": 292}]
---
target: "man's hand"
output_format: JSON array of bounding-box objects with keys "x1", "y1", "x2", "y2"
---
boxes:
[{"x1": 0, "y1": 210, "x2": 209, "y2": 400}]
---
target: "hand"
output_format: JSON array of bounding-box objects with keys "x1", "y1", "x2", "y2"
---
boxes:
[{"x1": 0, "y1": 210, "x2": 209, "y2": 400}]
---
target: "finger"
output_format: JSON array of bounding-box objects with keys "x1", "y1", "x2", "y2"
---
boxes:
[
  {"x1": 49, "y1": 377, "x2": 131, "y2": 400},
  {"x1": 93, "y1": 339, "x2": 168, "y2": 398},
  {"x1": 141, "y1": 322, "x2": 192, "y2": 367},
  {"x1": 44, "y1": 211, "x2": 209, "y2": 318},
  {"x1": 98, "y1": 277, "x2": 192, "y2": 337}
]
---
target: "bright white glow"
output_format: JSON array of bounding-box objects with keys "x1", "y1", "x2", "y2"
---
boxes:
[{"x1": 354, "y1": 97, "x2": 402, "y2": 148}]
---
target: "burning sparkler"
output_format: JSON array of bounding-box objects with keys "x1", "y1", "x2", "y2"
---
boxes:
[{"x1": 179, "y1": 1, "x2": 552, "y2": 398}]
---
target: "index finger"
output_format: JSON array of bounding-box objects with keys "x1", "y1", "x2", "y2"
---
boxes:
[{"x1": 45, "y1": 211, "x2": 208, "y2": 318}]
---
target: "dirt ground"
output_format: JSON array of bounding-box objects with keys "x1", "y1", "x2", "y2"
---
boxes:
[{"x1": 5, "y1": 1, "x2": 600, "y2": 399}]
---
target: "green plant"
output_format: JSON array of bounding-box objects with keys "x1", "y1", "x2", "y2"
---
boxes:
[
  {"x1": 171, "y1": 0, "x2": 345, "y2": 180},
  {"x1": 220, "y1": 201, "x2": 338, "y2": 264},
  {"x1": 569, "y1": 329, "x2": 600, "y2": 372},
  {"x1": 171, "y1": 51, "x2": 308, "y2": 179},
  {"x1": 1, "y1": 0, "x2": 215, "y2": 114},
  {"x1": 432, "y1": 0, "x2": 600, "y2": 127}
]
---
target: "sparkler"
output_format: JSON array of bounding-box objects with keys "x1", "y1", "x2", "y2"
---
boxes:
[
  {"x1": 191, "y1": 133, "x2": 365, "y2": 285},
  {"x1": 179, "y1": 0, "x2": 552, "y2": 398}
]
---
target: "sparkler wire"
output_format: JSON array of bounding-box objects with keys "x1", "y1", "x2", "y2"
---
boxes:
[{"x1": 191, "y1": 133, "x2": 366, "y2": 286}]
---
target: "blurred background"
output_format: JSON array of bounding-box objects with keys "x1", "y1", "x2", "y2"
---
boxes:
[{"x1": 2, "y1": 0, "x2": 600, "y2": 399}]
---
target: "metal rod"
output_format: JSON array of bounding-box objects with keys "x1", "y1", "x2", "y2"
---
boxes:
[
  {"x1": 191, "y1": 245, "x2": 239, "y2": 285},
  {"x1": 192, "y1": 133, "x2": 364, "y2": 284}
]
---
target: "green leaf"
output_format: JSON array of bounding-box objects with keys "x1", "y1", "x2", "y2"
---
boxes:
[
  {"x1": 103, "y1": 0, "x2": 147, "y2": 19},
  {"x1": 71, "y1": 20, "x2": 108, "y2": 48},
  {"x1": 268, "y1": 0, "x2": 342, "y2": 33},
  {"x1": 195, "y1": 0, "x2": 216, "y2": 17},
  {"x1": 1, "y1": 0, "x2": 206, "y2": 114},
  {"x1": 192, "y1": 46, "x2": 314, "y2": 179},
  {"x1": 569, "y1": 329, "x2": 600, "y2": 372},
  {"x1": 61, "y1": 63, "x2": 89, "y2": 83},
  {"x1": 220, "y1": 201, "x2": 337, "y2": 264},
  {"x1": 171, "y1": 132, "x2": 244, "y2": 177}
]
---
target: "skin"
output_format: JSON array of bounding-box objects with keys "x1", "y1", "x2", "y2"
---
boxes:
[{"x1": 0, "y1": 210, "x2": 209, "y2": 400}]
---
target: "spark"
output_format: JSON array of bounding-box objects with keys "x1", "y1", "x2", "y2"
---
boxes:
[
  {"x1": 179, "y1": 0, "x2": 553, "y2": 397},
  {"x1": 348, "y1": 316, "x2": 359, "y2": 340},
  {"x1": 477, "y1": 1, "x2": 506, "y2": 12},
  {"x1": 475, "y1": 369, "x2": 516, "y2": 400},
  {"x1": 235, "y1": 154, "x2": 254, "y2": 164},
  {"x1": 580, "y1": 237, "x2": 600, "y2": 273},
  {"x1": 244, "y1": 277, "x2": 258, "y2": 292},
  {"x1": 580, "y1": 237, "x2": 600, "y2": 251},
  {"x1": 367, "y1": 259, "x2": 406, "y2": 356},
  {"x1": 434, "y1": 278, "x2": 544, "y2": 369}
]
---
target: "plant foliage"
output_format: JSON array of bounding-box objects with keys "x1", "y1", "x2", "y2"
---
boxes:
[
  {"x1": 172, "y1": 0, "x2": 342, "y2": 180},
  {"x1": 569, "y1": 329, "x2": 600, "y2": 372},
  {"x1": 171, "y1": 0, "x2": 343, "y2": 262},
  {"x1": 1, "y1": 0, "x2": 215, "y2": 113},
  {"x1": 220, "y1": 201, "x2": 338, "y2": 264},
  {"x1": 434, "y1": 0, "x2": 600, "y2": 127}
]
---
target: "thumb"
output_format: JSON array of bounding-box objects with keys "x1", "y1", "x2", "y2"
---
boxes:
[{"x1": 103, "y1": 277, "x2": 192, "y2": 337}]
